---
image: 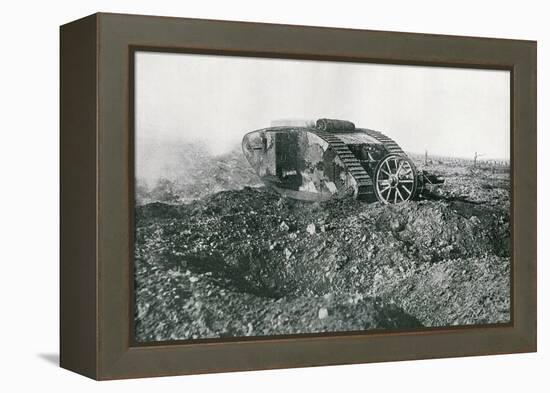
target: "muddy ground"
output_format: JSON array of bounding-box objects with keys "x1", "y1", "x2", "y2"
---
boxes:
[{"x1": 134, "y1": 159, "x2": 510, "y2": 342}]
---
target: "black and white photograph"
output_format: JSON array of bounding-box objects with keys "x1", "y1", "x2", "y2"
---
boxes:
[{"x1": 133, "y1": 51, "x2": 511, "y2": 342}]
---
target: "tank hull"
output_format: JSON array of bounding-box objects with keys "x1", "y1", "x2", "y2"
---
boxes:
[{"x1": 242, "y1": 127, "x2": 374, "y2": 201}]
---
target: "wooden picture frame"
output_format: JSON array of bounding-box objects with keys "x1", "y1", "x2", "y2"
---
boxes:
[{"x1": 60, "y1": 12, "x2": 536, "y2": 380}]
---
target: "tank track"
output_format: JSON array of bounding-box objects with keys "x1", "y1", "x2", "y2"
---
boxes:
[
  {"x1": 312, "y1": 130, "x2": 374, "y2": 199},
  {"x1": 359, "y1": 128, "x2": 406, "y2": 155},
  {"x1": 312, "y1": 128, "x2": 408, "y2": 200}
]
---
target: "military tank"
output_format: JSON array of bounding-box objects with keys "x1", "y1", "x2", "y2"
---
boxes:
[{"x1": 242, "y1": 118, "x2": 444, "y2": 204}]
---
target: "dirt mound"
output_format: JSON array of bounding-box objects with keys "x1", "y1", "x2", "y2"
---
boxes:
[
  {"x1": 135, "y1": 271, "x2": 421, "y2": 341},
  {"x1": 134, "y1": 183, "x2": 510, "y2": 341}
]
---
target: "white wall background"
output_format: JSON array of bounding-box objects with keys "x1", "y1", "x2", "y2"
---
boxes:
[{"x1": 0, "y1": 0, "x2": 545, "y2": 391}]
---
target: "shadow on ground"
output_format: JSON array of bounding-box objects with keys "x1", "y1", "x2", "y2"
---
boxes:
[{"x1": 38, "y1": 353, "x2": 59, "y2": 366}]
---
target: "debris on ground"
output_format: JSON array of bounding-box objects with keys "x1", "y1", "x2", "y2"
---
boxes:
[{"x1": 134, "y1": 156, "x2": 510, "y2": 342}]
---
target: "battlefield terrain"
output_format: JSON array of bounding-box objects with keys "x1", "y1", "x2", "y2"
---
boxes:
[{"x1": 134, "y1": 144, "x2": 510, "y2": 342}]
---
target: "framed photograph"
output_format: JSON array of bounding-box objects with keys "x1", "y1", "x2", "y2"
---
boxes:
[{"x1": 60, "y1": 13, "x2": 536, "y2": 380}]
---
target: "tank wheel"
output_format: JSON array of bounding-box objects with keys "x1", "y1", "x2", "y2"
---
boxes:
[{"x1": 373, "y1": 154, "x2": 417, "y2": 204}]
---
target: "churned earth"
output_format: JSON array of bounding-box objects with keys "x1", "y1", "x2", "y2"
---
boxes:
[{"x1": 134, "y1": 159, "x2": 510, "y2": 342}]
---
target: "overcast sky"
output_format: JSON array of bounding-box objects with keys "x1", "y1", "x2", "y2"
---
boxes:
[{"x1": 135, "y1": 51, "x2": 510, "y2": 175}]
